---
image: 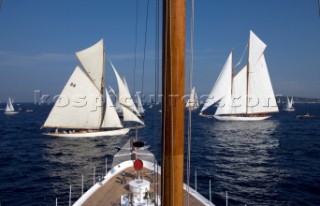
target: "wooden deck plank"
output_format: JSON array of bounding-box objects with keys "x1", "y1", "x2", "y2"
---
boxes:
[{"x1": 81, "y1": 167, "x2": 206, "y2": 206}]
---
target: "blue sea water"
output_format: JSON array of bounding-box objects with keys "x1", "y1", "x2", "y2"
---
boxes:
[{"x1": 0, "y1": 103, "x2": 320, "y2": 205}]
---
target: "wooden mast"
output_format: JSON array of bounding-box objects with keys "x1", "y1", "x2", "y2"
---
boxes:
[
  {"x1": 161, "y1": 0, "x2": 185, "y2": 205},
  {"x1": 246, "y1": 36, "x2": 250, "y2": 114}
]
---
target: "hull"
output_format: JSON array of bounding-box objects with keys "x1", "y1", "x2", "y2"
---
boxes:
[
  {"x1": 283, "y1": 108, "x2": 295, "y2": 112},
  {"x1": 214, "y1": 115, "x2": 271, "y2": 121},
  {"x1": 4, "y1": 111, "x2": 19, "y2": 115},
  {"x1": 296, "y1": 115, "x2": 314, "y2": 119},
  {"x1": 73, "y1": 139, "x2": 214, "y2": 206},
  {"x1": 43, "y1": 128, "x2": 130, "y2": 138}
]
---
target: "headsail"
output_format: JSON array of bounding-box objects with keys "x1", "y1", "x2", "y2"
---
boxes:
[
  {"x1": 101, "y1": 89, "x2": 123, "y2": 128},
  {"x1": 110, "y1": 61, "x2": 140, "y2": 116},
  {"x1": 201, "y1": 52, "x2": 233, "y2": 113},
  {"x1": 136, "y1": 92, "x2": 145, "y2": 115}
]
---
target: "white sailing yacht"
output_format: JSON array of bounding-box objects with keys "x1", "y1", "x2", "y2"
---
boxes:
[
  {"x1": 4, "y1": 97, "x2": 19, "y2": 115},
  {"x1": 200, "y1": 31, "x2": 279, "y2": 121},
  {"x1": 136, "y1": 91, "x2": 145, "y2": 117},
  {"x1": 185, "y1": 86, "x2": 199, "y2": 110},
  {"x1": 42, "y1": 39, "x2": 143, "y2": 138},
  {"x1": 283, "y1": 96, "x2": 295, "y2": 111}
]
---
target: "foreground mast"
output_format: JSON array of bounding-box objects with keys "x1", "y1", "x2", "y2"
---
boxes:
[{"x1": 161, "y1": 0, "x2": 186, "y2": 205}]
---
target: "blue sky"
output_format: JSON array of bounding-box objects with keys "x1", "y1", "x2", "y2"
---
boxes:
[{"x1": 0, "y1": 0, "x2": 319, "y2": 102}]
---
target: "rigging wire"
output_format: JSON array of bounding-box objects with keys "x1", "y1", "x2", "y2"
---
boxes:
[
  {"x1": 133, "y1": 0, "x2": 139, "y2": 93},
  {"x1": 141, "y1": 0, "x2": 150, "y2": 93},
  {"x1": 153, "y1": 0, "x2": 160, "y2": 204},
  {"x1": 155, "y1": 0, "x2": 160, "y2": 104},
  {"x1": 187, "y1": 0, "x2": 195, "y2": 205},
  {"x1": 234, "y1": 43, "x2": 248, "y2": 69}
]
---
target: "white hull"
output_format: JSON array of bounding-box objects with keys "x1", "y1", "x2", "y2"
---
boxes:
[
  {"x1": 214, "y1": 115, "x2": 271, "y2": 121},
  {"x1": 4, "y1": 111, "x2": 19, "y2": 115},
  {"x1": 43, "y1": 128, "x2": 130, "y2": 138},
  {"x1": 283, "y1": 108, "x2": 295, "y2": 112},
  {"x1": 186, "y1": 106, "x2": 199, "y2": 111},
  {"x1": 73, "y1": 157, "x2": 214, "y2": 206}
]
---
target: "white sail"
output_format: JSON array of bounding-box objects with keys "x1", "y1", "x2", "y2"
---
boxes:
[
  {"x1": 247, "y1": 55, "x2": 278, "y2": 114},
  {"x1": 185, "y1": 87, "x2": 199, "y2": 108},
  {"x1": 215, "y1": 65, "x2": 247, "y2": 115},
  {"x1": 201, "y1": 52, "x2": 232, "y2": 113},
  {"x1": 5, "y1": 97, "x2": 15, "y2": 112},
  {"x1": 109, "y1": 86, "x2": 122, "y2": 113},
  {"x1": 110, "y1": 62, "x2": 140, "y2": 116},
  {"x1": 122, "y1": 104, "x2": 144, "y2": 125},
  {"x1": 76, "y1": 39, "x2": 104, "y2": 91},
  {"x1": 136, "y1": 92, "x2": 145, "y2": 115},
  {"x1": 290, "y1": 96, "x2": 294, "y2": 107},
  {"x1": 43, "y1": 66, "x2": 102, "y2": 129},
  {"x1": 248, "y1": 30, "x2": 266, "y2": 66},
  {"x1": 101, "y1": 89, "x2": 123, "y2": 128},
  {"x1": 286, "y1": 97, "x2": 291, "y2": 108},
  {"x1": 284, "y1": 96, "x2": 294, "y2": 111}
]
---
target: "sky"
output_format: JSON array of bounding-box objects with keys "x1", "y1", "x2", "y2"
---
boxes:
[{"x1": 0, "y1": 0, "x2": 319, "y2": 103}]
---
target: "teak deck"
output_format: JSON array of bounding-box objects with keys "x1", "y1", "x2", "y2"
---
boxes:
[{"x1": 81, "y1": 166, "x2": 206, "y2": 206}]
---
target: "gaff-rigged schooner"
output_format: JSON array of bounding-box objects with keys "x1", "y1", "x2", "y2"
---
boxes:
[{"x1": 200, "y1": 31, "x2": 279, "y2": 121}]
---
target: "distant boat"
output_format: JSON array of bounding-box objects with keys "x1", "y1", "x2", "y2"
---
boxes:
[
  {"x1": 4, "y1": 97, "x2": 19, "y2": 115},
  {"x1": 296, "y1": 113, "x2": 314, "y2": 119},
  {"x1": 200, "y1": 31, "x2": 279, "y2": 121},
  {"x1": 185, "y1": 86, "x2": 199, "y2": 110},
  {"x1": 135, "y1": 92, "x2": 145, "y2": 117},
  {"x1": 283, "y1": 96, "x2": 295, "y2": 112},
  {"x1": 277, "y1": 98, "x2": 281, "y2": 104},
  {"x1": 42, "y1": 39, "x2": 143, "y2": 138},
  {"x1": 26, "y1": 109, "x2": 33, "y2": 112}
]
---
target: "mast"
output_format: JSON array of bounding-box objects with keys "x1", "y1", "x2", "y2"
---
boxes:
[
  {"x1": 246, "y1": 36, "x2": 250, "y2": 114},
  {"x1": 161, "y1": 0, "x2": 185, "y2": 205},
  {"x1": 100, "y1": 48, "x2": 106, "y2": 128},
  {"x1": 231, "y1": 50, "x2": 234, "y2": 96}
]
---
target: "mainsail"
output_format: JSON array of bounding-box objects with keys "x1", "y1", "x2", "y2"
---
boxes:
[{"x1": 43, "y1": 66, "x2": 103, "y2": 129}]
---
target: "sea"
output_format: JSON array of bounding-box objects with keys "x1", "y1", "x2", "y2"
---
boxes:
[{"x1": 0, "y1": 103, "x2": 320, "y2": 206}]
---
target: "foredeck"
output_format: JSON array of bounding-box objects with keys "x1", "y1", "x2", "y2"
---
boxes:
[
  {"x1": 73, "y1": 138, "x2": 214, "y2": 206},
  {"x1": 80, "y1": 166, "x2": 209, "y2": 206}
]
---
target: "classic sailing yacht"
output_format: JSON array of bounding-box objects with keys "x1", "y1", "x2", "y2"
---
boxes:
[
  {"x1": 283, "y1": 96, "x2": 295, "y2": 112},
  {"x1": 72, "y1": 0, "x2": 214, "y2": 205},
  {"x1": 4, "y1": 97, "x2": 19, "y2": 115},
  {"x1": 185, "y1": 86, "x2": 199, "y2": 110},
  {"x1": 42, "y1": 40, "x2": 143, "y2": 138},
  {"x1": 200, "y1": 31, "x2": 279, "y2": 121}
]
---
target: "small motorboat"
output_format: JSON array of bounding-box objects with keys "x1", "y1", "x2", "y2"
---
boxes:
[{"x1": 296, "y1": 113, "x2": 315, "y2": 119}]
